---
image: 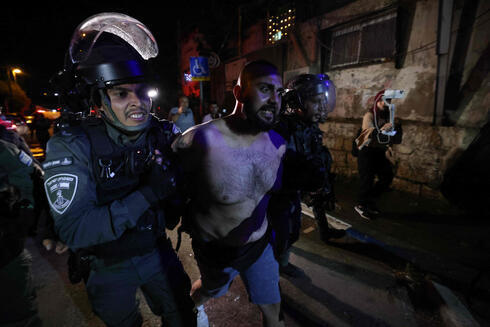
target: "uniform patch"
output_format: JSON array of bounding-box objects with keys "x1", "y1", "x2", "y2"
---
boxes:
[
  {"x1": 18, "y1": 150, "x2": 33, "y2": 166},
  {"x1": 42, "y1": 157, "x2": 73, "y2": 170},
  {"x1": 44, "y1": 173, "x2": 78, "y2": 214}
]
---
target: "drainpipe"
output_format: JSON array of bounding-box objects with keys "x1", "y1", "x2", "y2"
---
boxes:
[{"x1": 433, "y1": 0, "x2": 454, "y2": 125}]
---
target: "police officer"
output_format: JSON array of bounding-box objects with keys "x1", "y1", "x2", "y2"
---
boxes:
[
  {"x1": 0, "y1": 107, "x2": 43, "y2": 326},
  {"x1": 270, "y1": 74, "x2": 345, "y2": 276},
  {"x1": 44, "y1": 13, "x2": 196, "y2": 327}
]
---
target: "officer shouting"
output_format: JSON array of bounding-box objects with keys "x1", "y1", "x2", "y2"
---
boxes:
[{"x1": 44, "y1": 13, "x2": 196, "y2": 327}]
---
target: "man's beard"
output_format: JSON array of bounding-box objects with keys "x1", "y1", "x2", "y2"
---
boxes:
[{"x1": 244, "y1": 103, "x2": 278, "y2": 131}]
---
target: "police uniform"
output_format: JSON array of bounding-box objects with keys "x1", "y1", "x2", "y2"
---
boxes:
[
  {"x1": 270, "y1": 74, "x2": 343, "y2": 269},
  {"x1": 0, "y1": 124, "x2": 42, "y2": 326},
  {"x1": 270, "y1": 117, "x2": 333, "y2": 266},
  {"x1": 43, "y1": 115, "x2": 195, "y2": 327}
]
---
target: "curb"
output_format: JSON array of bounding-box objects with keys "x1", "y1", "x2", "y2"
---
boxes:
[
  {"x1": 430, "y1": 281, "x2": 481, "y2": 327},
  {"x1": 300, "y1": 203, "x2": 482, "y2": 327}
]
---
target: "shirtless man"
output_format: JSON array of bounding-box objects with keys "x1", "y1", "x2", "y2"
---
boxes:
[{"x1": 172, "y1": 60, "x2": 286, "y2": 327}]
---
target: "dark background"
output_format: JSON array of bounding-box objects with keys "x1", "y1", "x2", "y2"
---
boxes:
[
  {"x1": 1, "y1": 2, "x2": 183, "y2": 109},
  {"x1": 0, "y1": 1, "x2": 259, "y2": 111}
]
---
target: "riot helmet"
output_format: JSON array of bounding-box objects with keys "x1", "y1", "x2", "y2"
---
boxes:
[
  {"x1": 283, "y1": 74, "x2": 336, "y2": 123},
  {"x1": 54, "y1": 12, "x2": 159, "y2": 133}
]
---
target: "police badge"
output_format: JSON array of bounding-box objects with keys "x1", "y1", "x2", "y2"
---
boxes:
[{"x1": 44, "y1": 173, "x2": 78, "y2": 214}]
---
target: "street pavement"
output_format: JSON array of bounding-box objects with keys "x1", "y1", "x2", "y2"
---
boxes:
[{"x1": 26, "y1": 221, "x2": 418, "y2": 327}]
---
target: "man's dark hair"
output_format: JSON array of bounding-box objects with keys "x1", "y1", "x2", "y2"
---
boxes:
[{"x1": 238, "y1": 60, "x2": 279, "y2": 90}]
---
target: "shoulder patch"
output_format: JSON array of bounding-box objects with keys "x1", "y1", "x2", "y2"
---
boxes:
[
  {"x1": 44, "y1": 173, "x2": 78, "y2": 214},
  {"x1": 43, "y1": 157, "x2": 73, "y2": 170},
  {"x1": 18, "y1": 150, "x2": 33, "y2": 166}
]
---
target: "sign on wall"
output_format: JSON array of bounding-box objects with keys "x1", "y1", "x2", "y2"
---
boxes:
[{"x1": 190, "y1": 56, "x2": 210, "y2": 81}]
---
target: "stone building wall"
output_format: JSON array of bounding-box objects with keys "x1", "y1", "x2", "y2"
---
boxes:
[{"x1": 321, "y1": 119, "x2": 479, "y2": 198}]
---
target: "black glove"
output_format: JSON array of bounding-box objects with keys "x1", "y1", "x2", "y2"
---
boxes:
[{"x1": 139, "y1": 159, "x2": 177, "y2": 206}]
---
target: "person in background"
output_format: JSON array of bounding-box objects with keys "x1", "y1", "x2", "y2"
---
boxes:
[
  {"x1": 34, "y1": 112, "x2": 51, "y2": 152},
  {"x1": 202, "y1": 101, "x2": 221, "y2": 123},
  {"x1": 354, "y1": 89, "x2": 402, "y2": 220},
  {"x1": 168, "y1": 95, "x2": 196, "y2": 132}
]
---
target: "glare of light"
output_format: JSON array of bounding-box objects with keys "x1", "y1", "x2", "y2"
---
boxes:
[
  {"x1": 11, "y1": 68, "x2": 22, "y2": 82},
  {"x1": 184, "y1": 73, "x2": 193, "y2": 82},
  {"x1": 54, "y1": 93, "x2": 59, "y2": 96},
  {"x1": 273, "y1": 31, "x2": 282, "y2": 41},
  {"x1": 148, "y1": 89, "x2": 158, "y2": 98}
]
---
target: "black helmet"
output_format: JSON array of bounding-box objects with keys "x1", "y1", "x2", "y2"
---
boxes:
[
  {"x1": 283, "y1": 74, "x2": 336, "y2": 122},
  {"x1": 52, "y1": 12, "x2": 159, "y2": 131},
  {"x1": 69, "y1": 12, "x2": 158, "y2": 89}
]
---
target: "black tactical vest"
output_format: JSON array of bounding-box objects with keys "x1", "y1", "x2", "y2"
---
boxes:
[{"x1": 80, "y1": 116, "x2": 176, "y2": 263}]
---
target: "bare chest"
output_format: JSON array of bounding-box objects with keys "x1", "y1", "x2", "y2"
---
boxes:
[{"x1": 205, "y1": 137, "x2": 285, "y2": 203}]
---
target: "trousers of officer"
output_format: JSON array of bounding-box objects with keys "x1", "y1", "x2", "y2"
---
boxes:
[
  {"x1": 268, "y1": 192, "x2": 302, "y2": 267},
  {"x1": 86, "y1": 239, "x2": 195, "y2": 327}
]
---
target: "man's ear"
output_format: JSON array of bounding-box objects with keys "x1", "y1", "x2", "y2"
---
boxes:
[{"x1": 233, "y1": 84, "x2": 243, "y2": 103}]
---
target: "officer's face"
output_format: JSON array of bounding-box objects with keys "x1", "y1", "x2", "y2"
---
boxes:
[
  {"x1": 105, "y1": 83, "x2": 152, "y2": 127},
  {"x1": 242, "y1": 74, "x2": 283, "y2": 130},
  {"x1": 304, "y1": 93, "x2": 327, "y2": 124}
]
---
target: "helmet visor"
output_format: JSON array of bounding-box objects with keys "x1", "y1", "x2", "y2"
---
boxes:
[
  {"x1": 315, "y1": 74, "x2": 336, "y2": 114},
  {"x1": 69, "y1": 12, "x2": 158, "y2": 65}
]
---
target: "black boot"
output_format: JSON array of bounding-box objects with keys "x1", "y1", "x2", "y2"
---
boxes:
[{"x1": 313, "y1": 205, "x2": 346, "y2": 243}]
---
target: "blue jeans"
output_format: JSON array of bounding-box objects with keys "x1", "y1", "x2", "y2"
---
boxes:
[{"x1": 197, "y1": 243, "x2": 281, "y2": 304}]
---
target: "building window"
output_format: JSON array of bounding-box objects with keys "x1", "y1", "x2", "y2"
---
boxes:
[
  {"x1": 325, "y1": 9, "x2": 397, "y2": 69},
  {"x1": 266, "y1": 7, "x2": 296, "y2": 44}
]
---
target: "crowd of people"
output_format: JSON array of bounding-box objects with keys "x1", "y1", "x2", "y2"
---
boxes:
[{"x1": 0, "y1": 12, "x2": 401, "y2": 327}]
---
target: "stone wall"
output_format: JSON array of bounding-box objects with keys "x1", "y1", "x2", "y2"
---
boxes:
[{"x1": 320, "y1": 119, "x2": 479, "y2": 199}]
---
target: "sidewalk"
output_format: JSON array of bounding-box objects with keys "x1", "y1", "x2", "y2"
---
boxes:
[{"x1": 307, "y1": 176, "x2": 490, "y2": 326}]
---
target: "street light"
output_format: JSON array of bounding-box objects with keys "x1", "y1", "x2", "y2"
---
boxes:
[{"x1": 11, "y1": 68, "x2": 22, "y2": 83}]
